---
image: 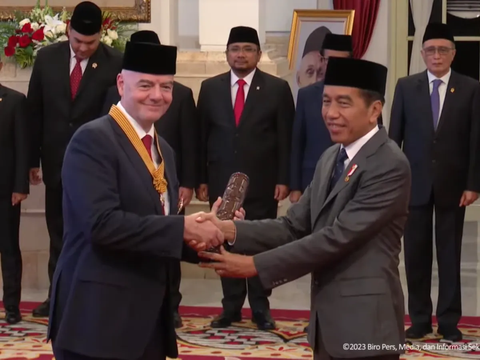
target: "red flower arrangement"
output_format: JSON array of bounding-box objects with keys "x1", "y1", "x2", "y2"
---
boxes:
[{"x1": 4, "y1": 23, "x2": 45, "y2": 58}]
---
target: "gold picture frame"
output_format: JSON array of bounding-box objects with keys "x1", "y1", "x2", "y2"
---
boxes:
[
  {"x1": 0, "y1": 0, "x2": 151, "y2": 22},
  {"x1": 287, "y1": 9, "x2": 355, "y2": 101}
]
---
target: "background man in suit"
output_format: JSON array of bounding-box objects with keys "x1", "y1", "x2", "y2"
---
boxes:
[
  {"x1": 27, "y1": 1, "x2": 123, "y2": 317},
  {"x1": 198, "y1": 57, "x2": 410, "y2": 360},
  {"x1": 0, "y1": 58, "x2": 29, "y2": 324},
  {"x1": 101, "y1": 30, "x2": 197, "y2": 328},
  {"x1": 48, "y1": 35, "x2": 225, "y2": 360},
  {"x1": 389, "y1": 22, "x2": 480, "y2": 342},
  {"x1": 290, "y1": 34, "x2": 353, "y2": 204},
  {"x1": 196, "y1": 26, "x2": 294, "y2": 330}
]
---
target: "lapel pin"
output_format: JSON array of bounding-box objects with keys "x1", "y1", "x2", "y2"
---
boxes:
[
  {"x1": 0, "y1": 98, "x2": 2, "y2": 102},
  {"x1": 344, "y1": 164, "x2": 358, "y2": 182},
  {"x1": 450, "y1": 87, "x2": 455, "y2": 93},
  {"x1": 256, "y1": 86, "x2": 260, "y2": 90},
  {"x1": 92, "y1": 63, "x2": 98, "y2": 69}
]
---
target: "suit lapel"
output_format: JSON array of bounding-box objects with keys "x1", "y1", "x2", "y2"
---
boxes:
[
  {"x1": 435, "y1": 71, "x2": 459, "y2": 135},
  {"x1": 416, "y1": 72, "x2": 435, "y2": 134},
  {"x1": 74, "y1": 47, "x2": 103, "y2": 101},
  {"x1": 59, "y1": 42, "x2": 72, "y2": 101},
  {"x1": 238, "y1": 70, "x2": 264, "y2": 128},
  {"x1": 313, "y1": 129, "x2": 388, "y2": 226},
  {"x1": 0, "y1": 85, "x2": 6, "y2": 115},
  {"x1": 220, "y1": 73, "x2": 236, "y2": 126},
  {"x1": 109, "y1": 117, "x2": 164, "y2": 215},
  {"x1": 316, "y1": 144, "x2": 339, "y2": 206}
]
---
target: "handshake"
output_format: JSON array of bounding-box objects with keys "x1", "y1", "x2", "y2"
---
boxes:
[{"x1": 183, "y1": 197, "x2": 245, "y2": 252}]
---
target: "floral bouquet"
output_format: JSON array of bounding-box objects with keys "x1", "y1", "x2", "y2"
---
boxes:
[{"x1": 0, "y1": 0, "x2": 134, "y2": 69}]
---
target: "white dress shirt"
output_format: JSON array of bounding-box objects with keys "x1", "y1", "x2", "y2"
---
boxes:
[
  {"x1": 69, "y1": 46, "x2": 88, "y2": 75},
  {"x1": 231, "y1": 68, "x2": 256, "y2": 106},
  {"x1": 340, "y1": 125, "x2": 380, "y2": 170},
  {"x1": 117, "y1": 101, "x2": 170, "y2": 214},
  {"x1": 427, "y1": 69, "x2": 451, "y2": 124}
]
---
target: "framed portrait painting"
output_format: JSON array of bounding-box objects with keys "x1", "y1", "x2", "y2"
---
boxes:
[{"x1": 287, "y1": 9, "x2": 355, "y2": 102}]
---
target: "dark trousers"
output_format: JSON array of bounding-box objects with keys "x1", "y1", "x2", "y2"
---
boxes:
[
  {"x1": 45, "y1": 184, "x2": 64, "y2": 298},
  {"x1": 52, "y1": 324, "x2": 166, "y2": 360},
  {"x1": 314, "y1": 319, "x2": 399, "y2": 360},
  {"x1": 215, "y1": 197, "x2": 276, "y2": 314},
  {"x1": 0, "y1": 197, "x2": 22, "y2": 307},
  {"x1": 404, "y1": 191, "x2": 465, "y2": 328},
  {"x1": 169, "y1": 256, "x2": 182, "y2": 312}
]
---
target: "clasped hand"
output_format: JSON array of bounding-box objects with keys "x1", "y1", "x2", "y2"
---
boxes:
[{"x1": 183, "y1": 197, "x2": 245, "y2": 252}]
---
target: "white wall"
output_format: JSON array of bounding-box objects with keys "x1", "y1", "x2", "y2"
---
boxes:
[{"x1": 178, "y1": 0, "x2": 335, "y2": 36}]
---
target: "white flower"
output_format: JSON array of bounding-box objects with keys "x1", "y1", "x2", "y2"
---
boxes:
[
  {"x1": 19, "y1": 19, "x2": 31, "y2": 26},
  {"x1": 44, "y1": 30, "x2": 54, "y2": 38},
  {"x1": 31, "y1": 22, "x2": 40, "y2": 31},
  {"x1": 102, "y1": 35, "x2": 113, "y2": 46},
  {"x1": 57, "y1": 35, "x2": 68, "y2": 42},
  {"x1": 43, "y1": 14, "x2": 64, "y2": 36},
  {"x1": 107, "y1": 29, "x2": 118, "y2": 40},
  {"x1": 55, "y1": 23, "x2": 67, "y2": 34}
]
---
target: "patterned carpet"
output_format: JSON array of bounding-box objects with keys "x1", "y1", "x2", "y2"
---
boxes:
[{"x1": 1, "y1": 303, "x2": 480, "y2": 359}]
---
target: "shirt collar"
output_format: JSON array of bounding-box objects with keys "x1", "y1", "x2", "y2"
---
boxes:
[
  {"x1": 231, "y1": 68, "x2": 256, "y2": 87},
  {"x1": 70, "y1": 46, "x2": 89, "y2": 62},
  {"x1": 342, "y1": 125, "x2": 379, "y2": 161},
  {"x1": 427, "y1": 68, "x2": 451, "y2": 85},
  {"x1": 116, "y1": 101, "x2": 155, "y2": 139}
]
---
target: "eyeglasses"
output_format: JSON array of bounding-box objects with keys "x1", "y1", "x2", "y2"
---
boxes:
[
  {"x1": 227, "y1": 46, "x2": 258, "y2": 54},
  {"x1": 423, "y1": 46, "x2": 454, "y2": 56}
]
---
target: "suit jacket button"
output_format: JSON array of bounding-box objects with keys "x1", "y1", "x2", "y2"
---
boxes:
[{"x1": 69, "y1": 123, "x2": 73, "y2": 127}]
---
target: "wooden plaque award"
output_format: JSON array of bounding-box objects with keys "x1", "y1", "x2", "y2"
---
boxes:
[{"x1": 207, "y1": 172, "x2": 249, "y2": 253}]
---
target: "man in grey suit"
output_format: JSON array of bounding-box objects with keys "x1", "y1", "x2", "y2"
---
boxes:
[
  {"x1": 389, "y1": 22, "x2": 480, "y2": 341},
  {"x1": 196, "y1": 57, "x2": 410, "y2": 360}
]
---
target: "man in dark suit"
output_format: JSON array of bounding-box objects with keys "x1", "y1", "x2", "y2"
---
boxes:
[
  {"x1": 196, "y1": 26, "x2": 295, "y2": 330},
  {"x1": 0, "y1": 59, "x2": 29, "y2": 324},
  {"x1": 389, "y1": 22, "x2": 480, "y2": 342},
  {"x1": 27, "y1": 1, "x2": 123, "y2": 317},
  {"x1": 199, "y1": 57, "x2": 410, "y2": 360},
  {"x1": 48, "y1": 35, "x2": 225, "y2": 360},
  {"x1": 101, "y1": 30, "x2": 197, "y2": 328},
  {"x1": 290, "y1": 34, "x2": 353, "y2": 204}
]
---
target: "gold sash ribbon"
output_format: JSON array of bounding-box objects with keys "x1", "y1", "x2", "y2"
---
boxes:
[{"x1": 109, "y1": 105, "x2": 168, "y2": 201}]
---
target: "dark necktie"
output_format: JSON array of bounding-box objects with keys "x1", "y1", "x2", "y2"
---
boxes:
[
  {"x1": 234, "y1": 79, "x2": 246, "y2": 126},
  {"x1": 70, "y1": 56, "x2": 82, "y2": 99},
  {"x1": 141, "y1": 135, "x2": 153, "y2": 160},
  {"x1": 431, "y1": 79, "x2": 442, "y2": 130},
  {"x1": 329, "y1": 147, "x2": 348, "y2": 193}
]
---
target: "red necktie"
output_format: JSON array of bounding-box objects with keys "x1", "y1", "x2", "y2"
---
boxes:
[
  {"x1": 141, "y1": 135, "x2": 153, "y2": 160},
  {"x1": 70, "y1": 56, "x2": 82, "y2": 99},
  {"x1": 234, "y1": 79, "x2": 246, "y2": 126}
]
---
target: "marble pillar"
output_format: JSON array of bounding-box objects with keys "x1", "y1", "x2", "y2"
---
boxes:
[{"x1": 138, "y1": 0, "x2": 179, "y2": 46}]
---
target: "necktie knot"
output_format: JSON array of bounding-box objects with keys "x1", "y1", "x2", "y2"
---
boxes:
[
  {"x1": 337, "y1": 148, "x2": 348, "y2": 164},
  {"x1": 237, "y1": 79, "x2": 246, "y2": 87},
  {"x1": 432, "y1": 79, "x2": 442, "y2": 89},
  {"x1": 142, "y1": 135, "x2": 153, "y2": 160}
]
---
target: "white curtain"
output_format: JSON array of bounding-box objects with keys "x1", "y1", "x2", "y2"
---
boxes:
[{"x1": 409, "y1": 0, "x2": 435, "y2": 75}]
